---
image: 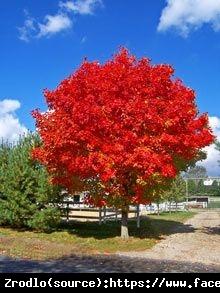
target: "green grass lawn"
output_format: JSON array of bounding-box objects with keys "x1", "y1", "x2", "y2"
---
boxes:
[
  {"x1": 207, "y1": 197, "x2": 220, "y2": 209},
  {"x1": 208, "y1": 202, "x2": 220, "y2": 208},
  {"x1": 0, "y1": 211, "x2": 195, "y2": 260}
]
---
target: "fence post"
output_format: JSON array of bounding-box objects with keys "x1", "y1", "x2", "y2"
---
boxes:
[
  {"x1": 115, "y1": 209, "x2": 118, "y2": 221},
  {"x1": 99, "y1": 207, "x2": 102, "y2": 225},
  {"x1": 66, "y1": 202, "x2": 69, "y2": 222},
  {"x1": 186, "y1": 179, "x2": 189, "y2": 202},
  {"x1": 103, "y1": 206, "x2": 107, "y2": 223},
  {"x1": 137, "y1": 205, "x2": 140, "y2": 228}
]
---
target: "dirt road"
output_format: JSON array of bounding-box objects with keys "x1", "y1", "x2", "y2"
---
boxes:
[{"x1": 120, "y1": 210, "x2": 220, "y2": 266}]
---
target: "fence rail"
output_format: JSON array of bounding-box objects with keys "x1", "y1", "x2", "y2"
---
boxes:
[{"x1": 58, "y1": 201, "x2": 139, "y2": 225}]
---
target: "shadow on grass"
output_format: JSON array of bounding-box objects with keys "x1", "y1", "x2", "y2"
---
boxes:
[
  {"x1": 0, "y1": 212, "x2": 196, "y2": 242},
  {"x1": 0, "y1": 254, "x2": 219, "y2": 273},
  {"x1": 57, "y1": 215, "x2": 195, "y2": 240}
]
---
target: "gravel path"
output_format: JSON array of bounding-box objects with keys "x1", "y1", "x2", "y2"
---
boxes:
[{"x1": 119, "y1": 210, "x2": 220, "y2": 266}]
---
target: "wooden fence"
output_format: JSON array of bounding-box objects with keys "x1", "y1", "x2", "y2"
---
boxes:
[{"x1": 58, "y1": 201, "x2": 141, "y2": 227}]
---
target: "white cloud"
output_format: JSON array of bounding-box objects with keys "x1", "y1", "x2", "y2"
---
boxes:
[
  {"x1": 18, "y1": 11, "x2": 37, "y2": 42},
  {"x1": 59, "y1": 0, "x2": 103, "y2": 15},
  {"x1": 199, "y1": 116, "x2": 220, "y2": 176},
  {"x1": 37, "y1": 14, "x2": 72, "y2": 38},
  {"x1": 18, "y1": 12, "x2": 72, "y2": 41},
  {"x1": 18, "y1": 0, "x2": 103, "y2": 41},
  {"x1": 0, "y1": 99, "x2": 27, "y2": 142},
  {"x1": 0, "y1": 100, "x2": 21, "y2": 115},
  {"x1": 158, "y1": 0, "x2": 220, "y2": 37}
]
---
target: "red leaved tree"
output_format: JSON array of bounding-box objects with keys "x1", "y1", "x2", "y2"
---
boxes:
[{"x1": 32, "y1": 48, "x2": 214, "y2": 239}]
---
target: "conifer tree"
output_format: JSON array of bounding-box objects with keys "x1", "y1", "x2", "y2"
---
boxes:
[{"x1": 0, "y1": 133, "x2": 62, "y2": 230}]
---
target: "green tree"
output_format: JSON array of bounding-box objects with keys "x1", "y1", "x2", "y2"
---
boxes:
[
  {"x1": 207, "y1": 180, "x2": 220, "y2": 196},
  {"x1": 187, "y1": 179, "x2": 197, "y2": 196},
  {"x1": 163, "y1": 176, "x2": 186, "y2": 212},
  {"x1": 0, "y1": 133, "x2": 62, "y2": 231},
  {"x1": 154, "y1": 196, "x2": 166, "y2": 216},
  {"x1": 197, "y1": 179, "x2": 206, "y2": 195}
]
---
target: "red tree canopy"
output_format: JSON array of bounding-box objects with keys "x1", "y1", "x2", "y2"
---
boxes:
[{"x1": 32, "y1": 48, "x2": 214, "y2": 207}]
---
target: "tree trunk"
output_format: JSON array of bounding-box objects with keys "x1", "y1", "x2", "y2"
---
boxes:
[
  {"x1": 136, "y1": 205, "x2": 140, "y2": 228},
  {"x1": 157, "y1": 203, "x2": 160, "y2": 216},
  {"x1": 169, "y1": 201, "x2": 172, "y2": 214},
  {"x1": 121, "y1": 208, "x2": 129, "y2": 240}
]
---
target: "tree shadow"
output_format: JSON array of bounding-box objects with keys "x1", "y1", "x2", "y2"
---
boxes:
[
  {"x1": 203, "y1": 226, "x2": 220, "y2": 235},
  {"x1": 0, "y1": 214, "x2": 196, "y2": 241},
  {"x1": 58, "y1": 216, "x2": 196, "y2": 240},
  {"x1": 0, "y1": 254, "x2": 219, "y2": 273}
]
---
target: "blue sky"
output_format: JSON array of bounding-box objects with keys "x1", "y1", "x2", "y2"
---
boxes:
[{"x1": 1, "y1": 0, "x2": 220, "y2": 174}]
